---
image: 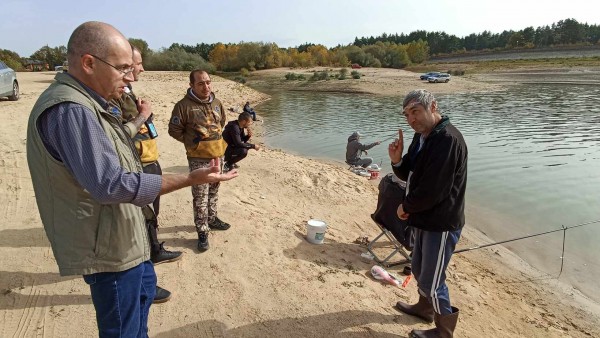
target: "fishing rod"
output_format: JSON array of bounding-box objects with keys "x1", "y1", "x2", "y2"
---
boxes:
[{"x1": 455, "y1": 219, "x2": 600, "y2": 278}]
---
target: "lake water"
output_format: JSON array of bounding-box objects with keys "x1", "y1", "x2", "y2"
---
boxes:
[{"x1": 252, "y1": 84, "x2": 600, "y2": 303}]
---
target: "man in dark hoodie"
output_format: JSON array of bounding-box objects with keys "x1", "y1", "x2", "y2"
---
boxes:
[
  {"x1": 345, "y1": 131, "x2": 381, "y2": 168},
  {"x1": 389, "y1": 89, "x2": 467, "y2": 338},
  {"x1": 222, "y1": 112, "x2": 260, "y2": 171}
]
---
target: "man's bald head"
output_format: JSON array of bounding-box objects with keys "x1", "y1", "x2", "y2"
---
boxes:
[
  {"x1": 65, "y1": 21, "x2": 135, "y2": 100},
  {"x1": 67, "y1": 21, "x2": 128, "y2": 65}
]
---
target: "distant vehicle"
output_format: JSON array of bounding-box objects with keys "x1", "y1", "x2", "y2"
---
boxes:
[
  {"x1": 428, "y1": 73, "x2": 451, "y2": 83},
  {"x1": 351, "y1": 63, "x2": 362, "y2": 69},
  {"x1": 420, "y1": 72, "x2": 440, "y2": 80},
  {"x1": 0, "y1": 60, "x2": 19, "y2": 101},
  {"x1": 55, "y1": 66, "x2": 64, "y2": 72}
]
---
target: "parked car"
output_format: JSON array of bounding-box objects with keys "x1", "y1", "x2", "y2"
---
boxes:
[
  {"x1": 0, "y1": 61, "x2": 19, "y2": 101},
  {"x1": 351, "y1": 63, "x2": 362, "y2": 69},
  {"x1": 428, "y1": 73, "x2": 451, "y2": 83},
  {"x1": 420, "y1": 71, "x2": 440, "y2": 80}
]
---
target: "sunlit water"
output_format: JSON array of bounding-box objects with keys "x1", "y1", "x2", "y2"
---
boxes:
[{"x1": 253, "y1": 84, "x2": 600, "y2": 302}]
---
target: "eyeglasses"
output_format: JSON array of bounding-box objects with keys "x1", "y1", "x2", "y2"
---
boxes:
[{"x1": 88, "y1": 54, "x2": 134, "y2": 76}]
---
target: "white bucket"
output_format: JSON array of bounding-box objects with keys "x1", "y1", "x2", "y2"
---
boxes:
[{"x1": 306, "y1": 219, "x2": 327, "y2": 244}]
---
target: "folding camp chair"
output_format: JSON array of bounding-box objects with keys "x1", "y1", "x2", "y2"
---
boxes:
[
  {"x1": 365, "y1": 173, "x2": 413, "y2": 268},
  {"x1": 345, "y1": 160, "x2": 362, "y2": 170},
  {"x1": 367, "y1": 216, "x2": 411, "y2": 267}
]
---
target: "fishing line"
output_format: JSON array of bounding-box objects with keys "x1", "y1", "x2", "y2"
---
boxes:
[{"x1": 454, "y1": 219, "x2": 600, "y2": 278}]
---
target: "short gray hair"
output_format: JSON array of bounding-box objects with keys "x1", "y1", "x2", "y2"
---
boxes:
[{"x1": 403, "y1": 89, "x2": 436, "y2": 111}]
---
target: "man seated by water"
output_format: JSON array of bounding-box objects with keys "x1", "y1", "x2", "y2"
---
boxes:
[
  {"x1": 223, "y1": 112, "x2": 260, "y2": 171},
  {"x1": 243, "y1": 101, "x2": 257, "y2": 121},
  {"x1": 346, "y1": 131, "x2": 381, "y2": 168}
]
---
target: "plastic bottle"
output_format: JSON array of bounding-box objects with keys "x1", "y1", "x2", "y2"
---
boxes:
[
  {"x1": 145, "y1": 113, "x2": 158, "y2": 139},
  {"x1": 370, "y1": 265, "x2": 401, "y2": 287}
]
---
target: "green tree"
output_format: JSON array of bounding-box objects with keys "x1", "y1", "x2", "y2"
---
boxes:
[
  {"x1": 238, "y1": 42, "x2": 262, "y2": 70},
  {"x1": 0, "y1": 49, "x2": 24, "y2": 70},
  {"x1": 145, "y1": 47, "x2": 215, "y2": 72},
  {"x1": 555, "y1": 18, "x2": 584, "y2": 44},
  {"x1": 507, "y1": 32, "x2": 525, "y2": 48},
  {"x1": 30, "y1": 45, "x2": 67, "y2": 68},
  {"x1": 128, "y1": 38, "x2": 150, "y2": 59},
  {"x1": 385, "y1": 44, "x2": 410, "y2": 69},
  {"x1": 344, "y1": 45, "x2": 367, "y2": 66},
  {"x1": 406, "y1": 39, "x2": 428, "y2": 63}
]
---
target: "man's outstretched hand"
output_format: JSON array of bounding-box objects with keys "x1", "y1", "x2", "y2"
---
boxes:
[{"x1": 189, "y1": 158, "x2": 238, "y2": 184}]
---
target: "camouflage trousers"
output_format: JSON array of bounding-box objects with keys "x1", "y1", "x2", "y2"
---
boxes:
[{"x1": 188, "y1": 158, "x2": 223, "y2": 233}]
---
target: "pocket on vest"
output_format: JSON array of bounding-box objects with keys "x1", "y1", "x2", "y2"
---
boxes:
[
  {"x1": 94, "y1": 206, "x2": 112, "y2": 258},
  {"x1": 187, "y1": 138, "x2": 226, "y2": 158}
]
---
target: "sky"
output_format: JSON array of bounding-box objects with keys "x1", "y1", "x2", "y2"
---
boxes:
[{"x1": 2, "y1": 0, "x2": 599, "y2": 58}]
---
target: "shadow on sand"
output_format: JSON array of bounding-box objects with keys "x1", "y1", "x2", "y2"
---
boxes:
[
  {"x1": 154, "y1": 310, "x2": 411, "y2": 338},
  {"x1": 0, "y1": 271, "x2": 89, "y2": 310},
  {"x1": 0, "y1": 227, "x2": 49, "y2": 247}
]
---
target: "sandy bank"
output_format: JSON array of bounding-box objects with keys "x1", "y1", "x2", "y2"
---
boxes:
[
  {"x1": 244, "y1": 67, "x2": 503, "y2": 96},
  {"x1": 0, "y1": 71, "x2": 598, "y2": 337}
]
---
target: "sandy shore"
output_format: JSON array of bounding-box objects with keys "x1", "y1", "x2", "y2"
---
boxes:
[
  {"x1": 243, "y1": 67, "x2": 503, "y2": 96},
  {"x1": 1, "y1": 70, "x2": 599, "y2": 337}
]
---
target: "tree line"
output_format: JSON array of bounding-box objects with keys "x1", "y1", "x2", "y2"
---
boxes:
[
  {"x1": 2, "y1": 18, "x2": 598, "y2": 73},
  {"x1": 353, "y1": 18, "x2": 600, "y2": 55}
]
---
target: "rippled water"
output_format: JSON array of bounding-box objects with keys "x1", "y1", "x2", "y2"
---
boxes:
[{"x1": 254, "y1": 84, "x2": 600, "y2": 302}]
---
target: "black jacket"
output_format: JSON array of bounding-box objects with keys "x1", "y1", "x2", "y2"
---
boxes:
[
  {"x1": 222, "y1": 120, "x2": 255, "y2": 149},
  {"x1": 393, "y1": 116, "x2": 468, "y2": 232}
]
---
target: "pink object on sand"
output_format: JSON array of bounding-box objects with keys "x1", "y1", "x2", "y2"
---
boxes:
[{"x1": 370, "y1": 265, "x2": 401, "y2": 287}]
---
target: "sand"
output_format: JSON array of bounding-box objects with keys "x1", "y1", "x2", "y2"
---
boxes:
[
  {"x1": 1, "y1": 70, "x2": 599, "y2": 337},
  {"x1": 243, "y1": 66, "x2": 503, "y2": 96}
]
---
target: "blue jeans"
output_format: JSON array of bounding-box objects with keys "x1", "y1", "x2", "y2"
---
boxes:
[
  {"x1": 83, "y1": 261, "x2": 157, "y2": 338},
  {"x1": 411, "y1": 228, "x2": 461, "y2": 315}
]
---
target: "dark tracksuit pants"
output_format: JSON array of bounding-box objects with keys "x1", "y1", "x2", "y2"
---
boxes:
[
  {"x1": 411, "y1": 227, "x2": 462, "y2": 315},
  {"x1": 143, "y1": 161, "x2": 162, "y2": 254},
  {"x1": 224, "y1": 146, "x2": 248, "y2": 166}
]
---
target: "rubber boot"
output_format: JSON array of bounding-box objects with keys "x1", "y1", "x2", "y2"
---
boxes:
[
  {"x1": 410, "y1": 307, "x2": 459, "y2": 338},
  {"x1": 395, "y1": 295, "x2": 434, "y2": 323}
]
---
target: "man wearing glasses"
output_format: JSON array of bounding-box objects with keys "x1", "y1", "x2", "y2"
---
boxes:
[
  {"x1": 169, "y1": 70, "x2": 232, "y2": 252},
  {"x1": 26, "y1": 22, "x2": 237, "y2": 337}
]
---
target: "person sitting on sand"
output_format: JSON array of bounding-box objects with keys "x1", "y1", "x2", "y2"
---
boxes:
[
  {"x1": 243, "y1": 101, "x2": 257, "y2": 121},
  {"x1": 345, "y1": 131, "x2": 381, "y2": 168},
  {"x1": 222, "y1": 112, "x2": 260, "y2": 171}
]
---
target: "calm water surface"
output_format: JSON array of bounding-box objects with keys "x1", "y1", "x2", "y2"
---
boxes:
[{"x1": 253, "y1": 84, "x2": 600, "y2": 302}]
